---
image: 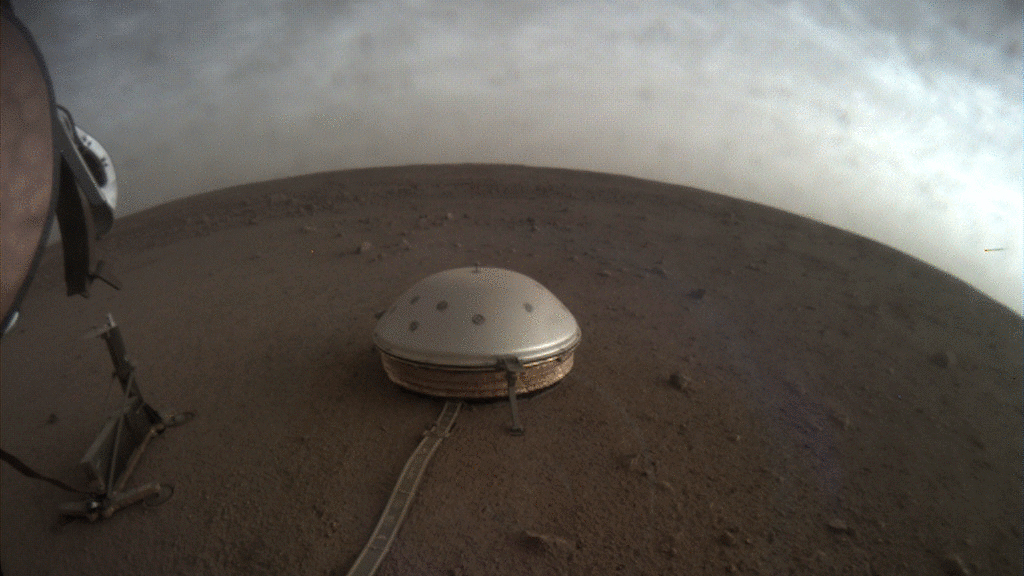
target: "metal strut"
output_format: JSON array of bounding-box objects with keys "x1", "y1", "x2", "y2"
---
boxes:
[
  {"x1": 501, "y1": 357, "x2": 526, "y2": 436},
  {"x1": 346, "y1": 400, "x2": 461, "y2": 576},
  {"x1": 59, "y1": 314, "x2": 193, "y2": 521}
]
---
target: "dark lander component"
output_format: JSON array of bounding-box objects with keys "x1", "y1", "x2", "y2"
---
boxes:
[{"x1": 2, "y1": 3, "x2": 189, "y2": 526}]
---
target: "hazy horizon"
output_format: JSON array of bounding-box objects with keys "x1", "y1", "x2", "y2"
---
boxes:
[{"x1": 12, "y1": 0, "x2": 1022, "y2": 313}]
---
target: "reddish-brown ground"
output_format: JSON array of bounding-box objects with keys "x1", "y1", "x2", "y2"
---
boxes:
[{"x1": 2, "y1": 165, "x2": 1020, "y2": 575}]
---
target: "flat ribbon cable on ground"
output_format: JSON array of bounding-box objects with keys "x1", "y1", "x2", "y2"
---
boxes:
[{"x1": 346, "y1": 400, "x2": 462, "y2": 576}]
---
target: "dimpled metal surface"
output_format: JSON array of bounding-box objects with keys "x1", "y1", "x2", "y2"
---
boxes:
[
  {"x1": 373, "y1": 267, "x2": 581, "y2": 368},
  {"x1": 1, "y1": 10, "x2": 56, "y2": 321}
]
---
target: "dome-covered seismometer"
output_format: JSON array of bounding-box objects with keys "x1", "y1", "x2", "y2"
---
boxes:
[{"x1": 373, "y1": 266, "x2": 581, "y2": 400}]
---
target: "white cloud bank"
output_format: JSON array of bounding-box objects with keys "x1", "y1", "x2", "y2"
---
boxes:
[{"x1": 13, "y1": 0, "x2": 1022, "y2": 313}]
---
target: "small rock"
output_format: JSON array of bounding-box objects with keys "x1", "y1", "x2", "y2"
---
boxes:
[
  {"x1": 656, "y1": 480, "x2": 674, "y2": 493},
  {"x1": 719, "y1": 531, "x2": 737, "y2": 547},
  {"x1": 688, "y1": 288, "x2": 706, "y2": 300},
  {"x1": 598, "y1": 270, "x2": 612, "y2": 277},
  {"x1": 522, "y1": 530, "x2": 575, "y2": 555},
  {"x1": 301, "y1": 224, "x2": 317, "y2": 233},
  {"x1": 668, "y1": 372, "x2": 695, "y2": 396},
  {"x1": 357, "y1": 241, "x2": 373, "y2": 254},
  {"x1": 668, "y1": 372, "x2": 683, "y2": 389},
  {"x1": 400, "y1": 238, "x2": 412, "y2": 251},
  {"x1": 930, "y1": 350, "x2": 957, "y2": 369},
  {"x1": 660, "y1": 541, "x2": 679, "y2": 557},
  {"x1": 941, "y1": 554, "x2": 970, "y2": 576},
  {"x1": 627, "y1": 454, "x2": 650, "y2": 476},
  {"x1": 827, "y1": 518, "x2": 853, "y2": 535},
  {"x1": 445, "y1": 212, "x2": 454, "y2": 220},
  {"x1": 45, "y1": 413, "x2": 59, "y2": 425},
  {"x1": 828, "y1": 409, "x2": 851, "y2": 430}
]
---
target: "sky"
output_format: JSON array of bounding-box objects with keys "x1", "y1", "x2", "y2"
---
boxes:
[{"x1": 11, "y1": 0, "x2": 1023, "y2": 314}]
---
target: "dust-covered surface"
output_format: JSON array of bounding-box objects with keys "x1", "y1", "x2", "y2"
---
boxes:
[{"x1": 2, "y1": 165, "x2": 1020, "y2": 575}]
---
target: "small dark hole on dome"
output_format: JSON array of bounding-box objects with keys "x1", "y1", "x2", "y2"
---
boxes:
[
  {"x1": 409, "y1": 320, "x2": 419, "y2": 331},
  {"x1": 471, "y1": 314, "x2": 485, "y2": 325},
  {"x1": 523, "y1": 303, "x2": 534, "y2": 312},
  {"x1": 436, "y1": 300, "x2": 448, "y2": 311},
  {"x1": 410, "y1": 295, "x2": 420, "y2": 305}
]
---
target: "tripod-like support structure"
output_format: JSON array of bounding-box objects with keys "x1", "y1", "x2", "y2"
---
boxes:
[{"x1": 58, "y1": 314, "x2": 192, "y2": 521}]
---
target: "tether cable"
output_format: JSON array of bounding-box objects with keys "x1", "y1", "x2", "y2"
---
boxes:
[
  {"x1": 346, "y1": 400, "x2": 461, "y2": 576},
  {"x1": 0, "y1": 448, "x2": 99, "y2": 496}
]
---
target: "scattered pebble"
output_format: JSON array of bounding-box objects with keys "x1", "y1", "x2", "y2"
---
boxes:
[
  {"x1": 827, "y1": 518, "x2": 854, "y2": 536},
  {"x1": 45, "y1": 413, "x2": 59, "y2": 425},
  {"x1": 668, "y1": 372, "x2": 682, "y2": 389},
  {"x1": 626, "y1": 454, "x2": 656, "y2": 477},
  {"x1": 300, "y1": 225, "x2": 317, "y2": 233},
  {"x1": 930, "y1": 350, "x2": 957, "y2": 369},
  {"x1": 668, "y1": 372, "x2": 695, "y2": 396},
  {"x1": 357, "y1": 241, "x2": 373, "y2": 254},
  {"x1": 966, "y1": 435, "x2": 985, "y2": 450},
  {"x1": 522, "y1": 530, "x2": 575, "y2": 555},
  {"x1": 598, "y1": 270, "x2": 612, "y2": 277},
  {"x1": 828, "y1": 408, "x2": 851, "y2": 430},
  {"x1": 718, "y1": 531, "x2": 737, "y2": 547},
  {"x1": 688, "y1": 288, "x2": 706, "y2": 300},
  {"x1": 941, "y1": 554, "x2": 970, "y2": 576}
]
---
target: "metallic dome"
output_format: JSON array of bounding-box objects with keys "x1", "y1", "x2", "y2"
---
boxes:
[{"x1": 373, "y1": 267, "x2": 581, "y2": 398}]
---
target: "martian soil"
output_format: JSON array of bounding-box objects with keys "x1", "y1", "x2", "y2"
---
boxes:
[{"x1": 1, "y1": 165, "x2": 1020, "y2": 575}]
